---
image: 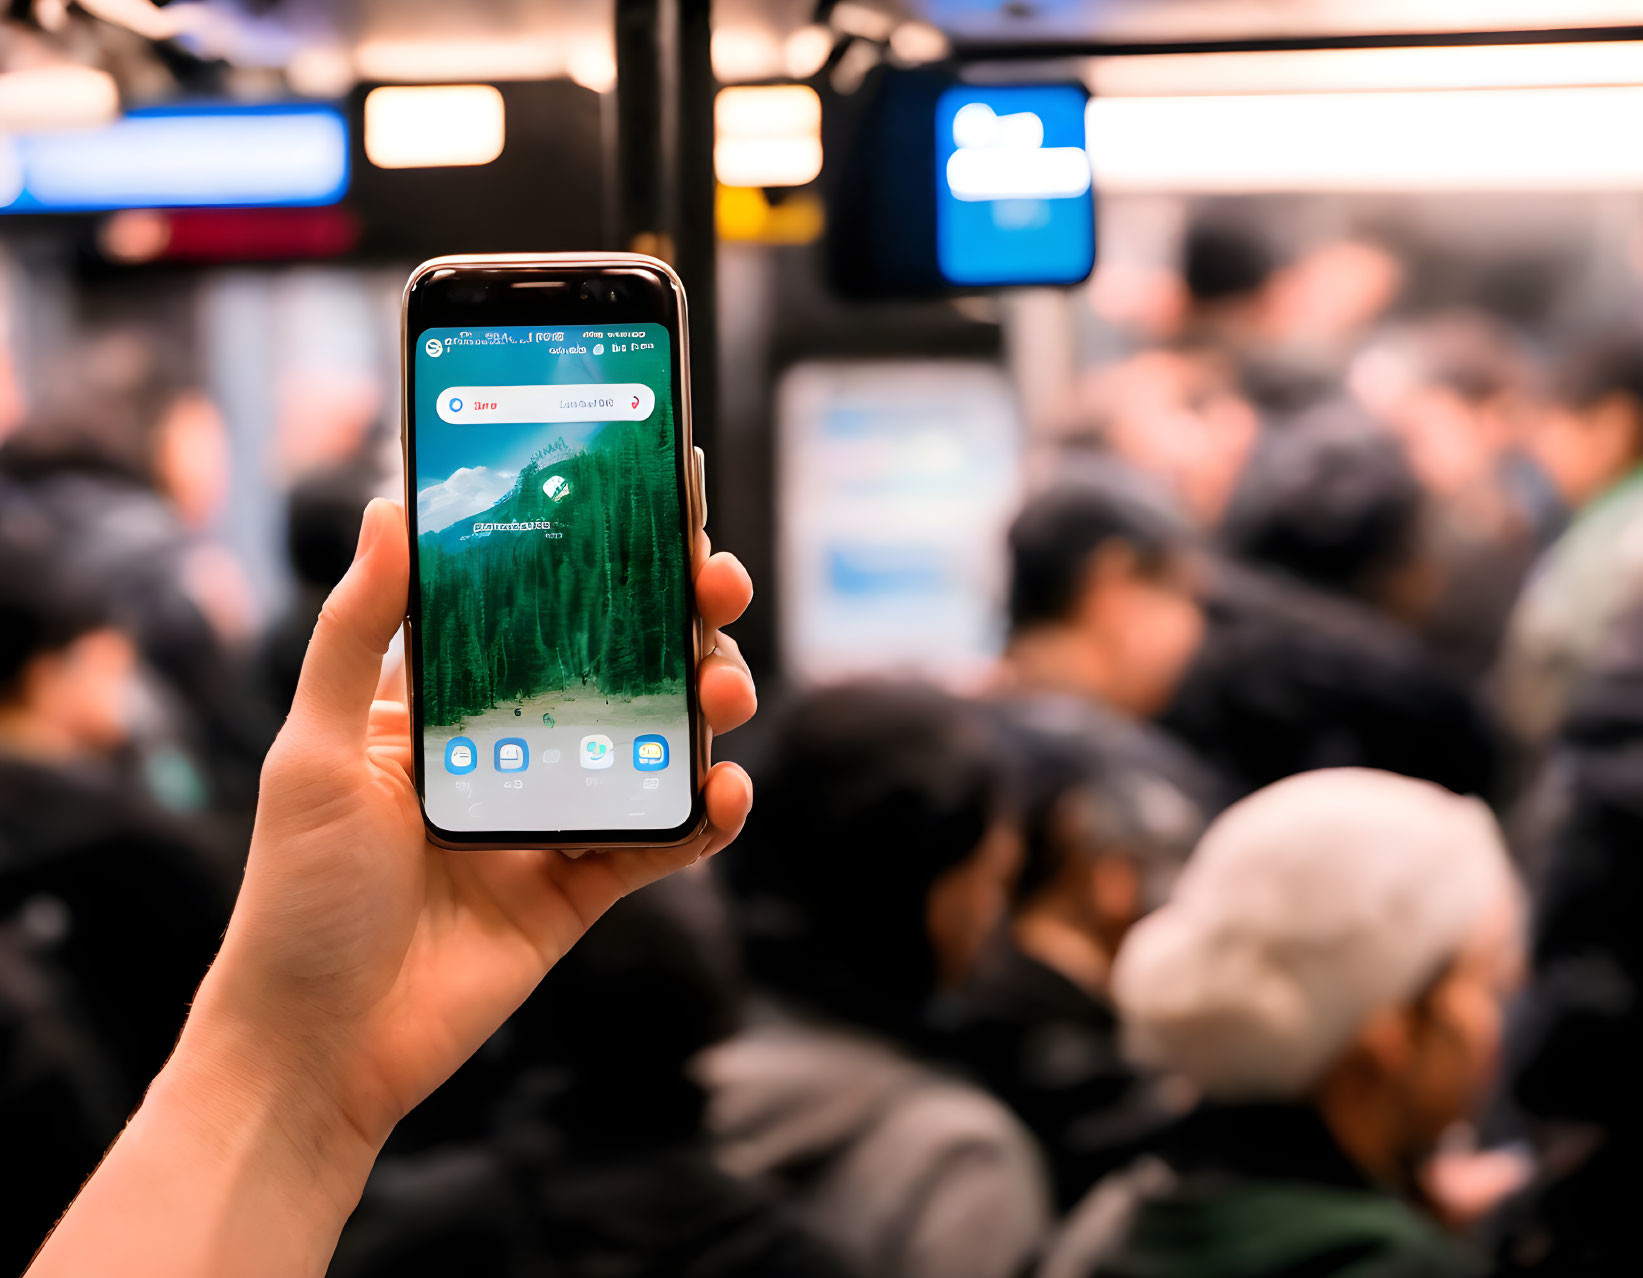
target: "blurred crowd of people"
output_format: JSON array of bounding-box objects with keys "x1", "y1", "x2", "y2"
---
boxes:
[{"x1": 6, "y1": 205, "x2": 1643, "y2": 1277}]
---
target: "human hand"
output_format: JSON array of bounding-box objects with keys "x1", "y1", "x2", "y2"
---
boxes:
[{"x1": 179, "y1": 498, "x2": 755, "y2": 1181}]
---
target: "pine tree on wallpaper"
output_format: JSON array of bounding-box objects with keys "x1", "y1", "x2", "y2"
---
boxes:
[{"x1": 419, "y1": 425, "x2": 685, "y2": 727}]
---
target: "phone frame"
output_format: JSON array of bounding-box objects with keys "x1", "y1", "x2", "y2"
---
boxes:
[{"x1": 401, "y1": 252, "x2": 709, "y2": 852}]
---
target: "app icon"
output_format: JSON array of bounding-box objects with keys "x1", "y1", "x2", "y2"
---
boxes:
[
  {"x1": 444, "y1": 736, "x2": 477, "y2": 774},
  {"x1": 495, "y1": 738, "x2": 529, "y2": 772},
  {"x1": 424, "y1": 337, "x2": 443, "y2": 358},
  {"x1": 633, "y1": 734, "x2": 669, "y2": 771},
  {"x1": 581, "y1": 734, "x2": 615, "y2": 770}
]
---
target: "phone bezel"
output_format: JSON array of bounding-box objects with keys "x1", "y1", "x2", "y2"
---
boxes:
[{"x1": 401, "y1": 253, "x2": 708, "y2": 851}]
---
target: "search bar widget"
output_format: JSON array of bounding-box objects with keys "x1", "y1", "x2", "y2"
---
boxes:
[{"x1": 437, "y1": 383, "x2": 656, "y2": 425}]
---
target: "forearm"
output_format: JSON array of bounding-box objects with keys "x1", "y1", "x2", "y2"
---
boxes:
[{"x1": 26, "y1": 995, "x2": 381, "y2": 1278}]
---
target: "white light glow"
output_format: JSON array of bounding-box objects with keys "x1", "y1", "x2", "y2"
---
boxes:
[
  {"x1": 717, "y1": 84, "x2": 821, "y2": 137},
  {"x1": 953, "y1": 102, "x2": 1042, "y2": 150},
  {"x1": 1087, "y1": 86, "x2": 1643, "y2": 192},
  {"x1": 889, "y1": 21, "x2": 950, "y2": 65},
  {"x1": 567, "y1": 43, "x2": 617, "y2": 94},
  {"x1": 1091, "y1": 41, "x2": 1643, "y2": 98},
  {"x1": 0, "y1": 65, "x2": 119, "y2": 131},
  {"x1": 712, "y1": 28, "x2": 783, "y2": 82},
  {"x1": 287, "y1": 46, "x2": 355, "y2": 98},
  {"x1": 946, "y1": 103, "x2": 1089, "y2": 202},
  {"x1": 364, "y1": 85, "x2": 505, "y2": 169},
  {"x1": 947, "y1": 148, "x2": 1092, "y2": 201},
  {"x1": 784, "y1": 25, "x2": 834, "y2": 79},
  {"x1": 354, "y1": 38, "x2": 560, "y2": 83},
  {"x1": 715, "y1": 137, "x2": 825, "y2": 187},
  {"x1": 715, "y1": 85, "x2": 823, "y2": 186}
]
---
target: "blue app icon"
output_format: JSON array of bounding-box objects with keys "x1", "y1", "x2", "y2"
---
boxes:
[
  {"x1": 495, "y1": 737, "x2": 529, "y2": 772},
  {"x1": 633, "y1": 734, "x2": 669, "y2": 771},
  {"x1": 444, "y1": 736, "x2": 478, "y2": 774}
]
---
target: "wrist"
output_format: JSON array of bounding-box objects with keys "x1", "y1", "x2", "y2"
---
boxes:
[
  {"x1": 156, "y1": 975, "x2": 384, "y2": 1227},
  {"x1": 26, "y1": 990, "x2": 383, "y2": 1278}
]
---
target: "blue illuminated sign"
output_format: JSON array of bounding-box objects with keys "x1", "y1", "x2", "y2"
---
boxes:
[
  {"x1": 935, "y1": 84, "x2": 1094, "y2": 287},
  {"x1": 0, "y1": 103, "x2": 349, "y2": 214}
]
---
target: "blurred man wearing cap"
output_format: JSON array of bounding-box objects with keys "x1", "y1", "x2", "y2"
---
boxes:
[{"x1": 1041, "y1": 769, "x2": 1521, "y2": 1278}]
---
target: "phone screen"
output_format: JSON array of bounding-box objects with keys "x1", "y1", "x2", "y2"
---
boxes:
[{"x1": 409, "y1": 320, "x2": 695, "y2": 839}]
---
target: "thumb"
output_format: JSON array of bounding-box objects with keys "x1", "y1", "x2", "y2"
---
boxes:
[{"x1": 289, "y1": 498, "x2": 409, "y2": 747}]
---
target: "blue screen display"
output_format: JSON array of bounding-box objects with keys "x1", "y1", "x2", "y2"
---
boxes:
[
  {"x1": 935, "y1": 84, "x2": 1095, "y2": 287},
  {"x1": 0, "y1": 104, "x2": 349, "y2": 214}
]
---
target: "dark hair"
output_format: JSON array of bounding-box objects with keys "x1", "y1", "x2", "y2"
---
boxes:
[
  {"x1": 721, "y1": 681, "x2": 1010, "y2": 1033},
  {"x1": 994, "y1": 696, "x2": 1210, "y2": 908},
  {"x1": 1183, "y1": 210, "x2": 1280, "y2": 304},
  {"x1": 1007, "y1": 464, "x2": 1192, "y2": 635},
  {"x1": 0, "y1": 530, "x2": 112, "y2": 697},
  {"x1": 1554, "y1": 334, "x2": 1643, "y2": 414},
  {"x1": 1220, "y1": 404, "x2": 1424, "y2": 604}
]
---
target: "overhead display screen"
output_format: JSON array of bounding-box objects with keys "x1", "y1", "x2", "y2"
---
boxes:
[
  {"x1": 935, "y1": 83, "x2": 1095, "y2": 287},
  {"x1": 0, "y1": 104, "x2": 349, "y2": 213}
]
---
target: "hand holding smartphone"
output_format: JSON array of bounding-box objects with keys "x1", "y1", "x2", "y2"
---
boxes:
[{"x1": 403, "y1": 254, "x2": 710, "y2": 850}]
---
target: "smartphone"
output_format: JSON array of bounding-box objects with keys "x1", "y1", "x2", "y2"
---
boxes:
[{"x1": 401, "y1": 253, "x2": 707, "y2": 851}]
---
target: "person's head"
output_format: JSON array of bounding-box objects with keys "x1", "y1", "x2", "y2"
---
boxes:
[
  {"x1": 1182, "y1": 209, "x2": 1282, "y2": 324},
  {"x1": 1221, "y1": 404, "x2": 1436, "y2": 624},
  {"x1": 1113, "y1": 769, "x2": 1522, "y2": 1187},
  {"x1": 1002, "y1": 697, "x2": 1208, "y2": 984},
  {"x1": 0, "y1": 533, "x2": 138, "y2": 757},
  {"x1": 1182, "y1": 209, "x2": 1402, "y2": 351},
  {"x1": 1350, "y1": 312, "x2": 1539, "y2": 501},
  {"x1": 1007, "y1": 465, "x2": 1206, "y2": 718},
  {"x1": 723, "y1": 681, "x2": 1019, "y2": 1034},
  {"x1": 1056, "y1": 347, "x2": 1260, "y2": 525},
  {"x1": 0, "y1": 329, "x2": 226, "y2": 528},
  {"x1": 1528, "y1": 336, "x2": 1643, "y2": 508}
]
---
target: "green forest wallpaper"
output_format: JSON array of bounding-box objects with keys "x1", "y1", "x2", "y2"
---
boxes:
[{"x1": 419, "y1": 424, "x2": 687, "y2": 726}]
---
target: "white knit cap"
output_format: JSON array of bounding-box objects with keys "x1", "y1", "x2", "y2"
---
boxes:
[{"x1": 1112, "y1": 768, "x2": 1517, "y2": 1100}]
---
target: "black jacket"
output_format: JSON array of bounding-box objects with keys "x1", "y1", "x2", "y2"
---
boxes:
[
  {"x1": 0, "y1": 754, "x2": 228, "y2": 1271},
  {"x1": 332, "y1": 1105, "x2": 857, "y2": 1278},
  {"x1": 1490, "y1": 598, "x2": 1643, "y2": 1275},
  {"x1": 941, "y1": 940, "x2": 1178, "y2": 1211},
  {"x1": 1162, "y1": 565, "x2": 1504, "y2": 802}
]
